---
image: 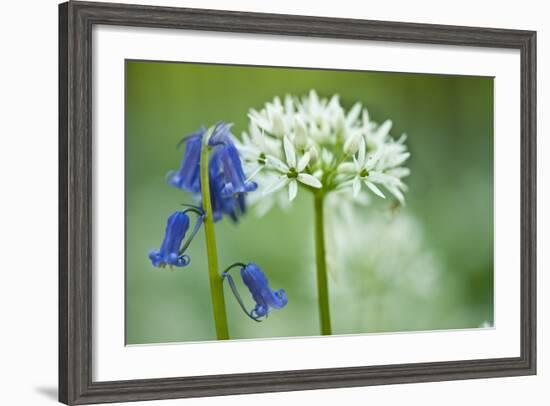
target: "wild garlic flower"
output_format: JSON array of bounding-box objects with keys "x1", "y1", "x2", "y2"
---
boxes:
[
  {"x1": 239, "y1": 90, "x2": 411, "y2": 213},
  {"x1": 327, "y1": 211, "x2": 442, "y2": 331},
  {"x1": 263, "y1": 136, "x2": 322, "y2": 201}
]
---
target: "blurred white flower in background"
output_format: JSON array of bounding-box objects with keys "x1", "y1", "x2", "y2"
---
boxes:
[
  {"x1": 239, "y1": 90, "x2": 410, "y2": 215},
  {"x1": 326, "y1": 207, "x2": 443, "y2": 333}
]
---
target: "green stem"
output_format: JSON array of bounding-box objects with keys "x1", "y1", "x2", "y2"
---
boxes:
[
  {"x1": 200, "y1": 140, "x2": 230, "y2": 340},
  {"x1": 313, "y1": 192, "x2": 332, "y2": 335}
]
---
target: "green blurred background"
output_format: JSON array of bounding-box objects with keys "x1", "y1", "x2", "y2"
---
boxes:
[{"x1": 125, "y1": 60, "x2": 493, "y2": 344}]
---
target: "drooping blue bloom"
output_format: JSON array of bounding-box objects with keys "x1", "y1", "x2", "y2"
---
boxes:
[
  {"x1": 222, "y1": 263, "x2": 288, "y2": 321},
  {"x1": 209, "y1": 122, "x2": 257, "y2": 197},
  {"x1": 208, "y1": 148, "x2": 239, "y2": 222},
  {"x1": 148, "y1": 209, "x2": 204, "y2": 268},
  {"x1": 168, "y1": 122, "x2": 257, "y2": 223},
  {"x1": 218, "y1": 142, "x2": 258, "y2": 197},
  {"x1": 167, "y1": 127, "x2": 205, "y2": 193}
]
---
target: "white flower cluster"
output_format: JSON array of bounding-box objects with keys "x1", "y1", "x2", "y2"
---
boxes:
[
  {"x1": 327, "y1": 211, "x2": 442, "y2": 332},
  {"x1": 237, "y1": 90, "x2": 411, "y2": 212}
]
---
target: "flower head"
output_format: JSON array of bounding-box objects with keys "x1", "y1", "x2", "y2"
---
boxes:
[
  {"x1": 169, "y1": 123, "x2": 257, "y2": 222},
  {"x1": 214, "y1": 139, "x2": 258, "y2": 197},
  {"x1": 208, "y1": 147, "x2": 248, "y2": 222},
  {"x1": 222, "y1": 262, "x2": 288, "y2": 321},
  {"x1": 239, "y1": 90, "x2": 411, "y2": 213},
  {"x1": 148, "y1": 209, "x2": 204, "y2": 268}
]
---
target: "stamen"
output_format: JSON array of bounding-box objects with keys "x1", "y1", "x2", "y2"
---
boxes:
[{"x1": 287, "y1": 167, "x2": 298, "y2": 179}]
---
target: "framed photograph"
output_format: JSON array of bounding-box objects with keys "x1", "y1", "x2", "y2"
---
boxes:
[{"x1": 59, "y1": 1, "x2": 536, "y2": 404}]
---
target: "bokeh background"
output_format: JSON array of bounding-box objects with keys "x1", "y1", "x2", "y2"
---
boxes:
[{"x1": 125, "y1": 60, "x2": 493, "y2": 344}]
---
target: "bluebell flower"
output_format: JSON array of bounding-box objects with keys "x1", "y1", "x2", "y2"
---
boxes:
[
  {"x1": 222, "y1": 263, "x2": 288, "y2": 321},
  {"x1": 208, "y1": 147, "x2": 250, "y2": 222},
  {"x1": 167, "y1": 127, "x2": 205, "y2": 193},
  {"x1": 218, "y1": 142, "x2": 258, "y2": 197},
  {"x1": 209, "y1": 122, "x2": 258, "y2": 197},
  {"x1": 148, "y1": 208, "x2": 204, "y2": 268},
  {"x1": 208, "y1": 149, "x2": 236, "y2": 221},
  {"x1": 168, "y1": 122, "x2": 257, "y2": 222}
]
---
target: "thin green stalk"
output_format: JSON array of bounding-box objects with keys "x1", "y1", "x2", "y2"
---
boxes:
[
  {"x1": 313, "y1": 192, "x2": 332, "y2": 335},
  {"x1": 200, "y1": 140, "x2": 230, "y2": 340}
]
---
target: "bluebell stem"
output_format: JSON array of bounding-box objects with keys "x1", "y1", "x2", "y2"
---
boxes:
[
  {"x1": 222, "y1": 263, "x2": 288, "y2": 321},
  {"x1": 148, "y1": 207, "x2": 204, "y2": 268}
]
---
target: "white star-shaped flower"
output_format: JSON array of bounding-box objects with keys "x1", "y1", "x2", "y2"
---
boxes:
[
  {"x1": 338, "y1": 137, "x2": 406, "y2": 203},
  {"x1": 237, "y1": 123, "x2": 282, "y2": 181},
  {"x1": 264, "y1": 136, "x2": 322, "y2": 201},
  {"x1": 351, "y1": 140, "x2": 387, "y2": 199}
]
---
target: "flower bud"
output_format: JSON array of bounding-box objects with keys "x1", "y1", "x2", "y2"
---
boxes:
[
  {"x1": 294, "y1": 116, "x2": 308, "y2": 148},
  {"x1": 271, "y1": 110, "x2": 286, "y2": 137},
  {"x1": 308, "y1": 145, "x2": 319, "y2": 163},
  {"x1": 343, "y1": 132, "x2": 362, "y2": 155}
]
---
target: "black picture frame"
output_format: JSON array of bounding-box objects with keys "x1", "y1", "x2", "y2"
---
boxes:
[{"x1": 59, "y1": 1, "x2": 537, "y2": 404}]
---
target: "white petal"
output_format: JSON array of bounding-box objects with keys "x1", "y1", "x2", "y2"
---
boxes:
[
  {"x1": 397, "y1": 133, "x2": 407, "y2": 144},
  {"x1": 387, "y1": 152, "x2": 410, "y2": 167},
  {"x1": 264, "y1": 137, "x2": 283, "y2": 158},
  {"x1": 264, "y1": 176, "x2": 289, "y2": 195},
  {"x1": 272, "y1": 96, "x2": 283, "y2": 109},
  {"x1": 352, "y1": 176, "x2": 362, "y2": 197},
  {"x1": 313, "y1": 169, "x2": 323, "y2": 178},
  {"x1": 386, "y1": 167, "x2": 411, "y2": 178},
  {"x1": 365, "y1": 181, "x2": 386, "y2": 199},
  {"x1": 346, "y1": 102, "x2": 362, "y2": 125},
  {"x1": 237, "y1": 145, "x2": 260, "y2": 159},
  {"x1": 288, "y1": 180, "x2": 298, "y2": 201},
  {"x1": 248, "y1": 122, "x2": 261, "y2": 144},
  {"x1": 327, "y1": 94, "x2": 341, "y2": 110},
  {"x1": 240, "y1": 131, "x2": 251, "y2": 145},
  {"x1": 248, "y1": 110, "x2": 271, "y2": 134},
  {"x1": 294, "y1": 116, "x2": 308, "y2": 148},
  {"x1": 266, "y1": 156, "x2": 289, "y2": 173},
  {"x1": 321, "y1": 148, "x2": 333, "y2": 165},
  {"x1": 358, "y1": 136, "x2": 366, "y2": 165},
  {"x1": 368, "y1": 170, "x2": 396, "y2": 184},
  {"x1": 362, "y1": 108, "x2": 370, "y2": 128},
  {"x1": 376, "y1": 120, "x2": 393, "y2": 139},
  {"x1": 334, "y1": 108, "x2": 346, "y2": 133},
  {"x1": 297, "y1": 151, "x2": 311, "y2": 172},
  {"x1": 284, "y1": 94, "x2": 294, "y2": 114},
  {"x1": 283, "y1": 136, "x2": 297, "y2": 167},
  {"x1": 271, "y1": 110, "x2": 286, "y2": 137},
  {"x1": 308, "y1": 145, "x2": 319, "y2": 163},
  {"x1": 337, "y1": 162, "x2": 355, "y2": 173},
  {"x1": 297, "y1": 173, "x2": 322, "y2": 188},
  {"x1": 245, "y1": 165, "x2": 263, "y2": 182},
  {"x1": 387, "y1": 185, "x2": 405, "y2": 205},
  {"x1": 309, "y1": 122, "x2": 321, "y2": 140},
  {"x1": 353, "y1": 155, "x2": 361, "y2": 172},
  {"x1": 343, "y1": 132, "x2": 361, "y2": 155},
  {"x1": 309, "y1": 90, "x2": 319, "y2": 112}
]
